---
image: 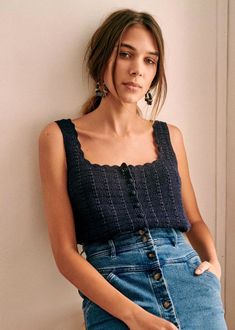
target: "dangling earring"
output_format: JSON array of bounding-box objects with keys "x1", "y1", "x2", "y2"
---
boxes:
[
  {"x1": 95, "y1": 81, "x2": 109, "y2": 97},
  {"x1": 145, "y1": 90, "x2": 153, "y2": 105},
  {"x1": 95, "y1": 82, "x2": 103, "y2": 97}
]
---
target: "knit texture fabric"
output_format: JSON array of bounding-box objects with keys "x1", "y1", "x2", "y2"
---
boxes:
[{"x1": 55, "y1": 118, "x2": 191, "y2": 244}]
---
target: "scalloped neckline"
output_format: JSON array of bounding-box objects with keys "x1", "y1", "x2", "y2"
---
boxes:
[{"x1": 68, "y1": 118, "x2": 162, "y2": 169}]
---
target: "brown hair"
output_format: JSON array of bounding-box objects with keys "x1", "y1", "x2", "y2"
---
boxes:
[{"x1": 80, "y1": 8, "x2": 167, "y2": 122}]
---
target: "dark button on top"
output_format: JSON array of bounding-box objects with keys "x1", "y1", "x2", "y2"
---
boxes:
[
  {"x1": 162, "y1": 300, "x2": 171, "y2": 309},
  {"x1": 127, "y1": 178, "x2": 134, "y2": 184},
  {"x1": 147, "y1": 251, "x2": 156, "y2": 259},
  {"x1": 137, "y1": 212, "x2": 145, "y2": 218},
  {"x1": 120, "y1": 164, "x2": 132, "y2": 177},
  {"x1": 153, "y1": 272, "x2": 162, "y2": 280},
  {"x1": 121, "y1": 162, "x2": 128, "y2": 168}
]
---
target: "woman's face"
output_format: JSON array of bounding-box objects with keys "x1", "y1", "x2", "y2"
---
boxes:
[{"x1": 103, "y1": 23, "x2": 159, "y2": 104}]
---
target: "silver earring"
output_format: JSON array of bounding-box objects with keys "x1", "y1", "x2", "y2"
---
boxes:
[
  {"x1": 95, "y1": 81, "x2": 109, "y2": 97},
  {"x1": 145, "y1": 90, "x2": 153, "y2": 105}
]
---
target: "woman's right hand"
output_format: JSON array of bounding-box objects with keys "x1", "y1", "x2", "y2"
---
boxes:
[{"x1": 126, "y1": 307, "x2": 178, "y2": 330}]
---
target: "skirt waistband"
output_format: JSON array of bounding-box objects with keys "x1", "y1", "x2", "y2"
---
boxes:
[{"x1": 81, "y1": 227, "x2": 186, "y2": 257}]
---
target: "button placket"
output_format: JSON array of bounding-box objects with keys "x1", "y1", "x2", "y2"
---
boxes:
[
  {"x1": 120, "y1": 162, "x2": 146, "y2": 222},
  {"x1": 120, "y1": 162, "x2": 180, "y2": 328},
  {"x1": 142, "y1": 229, "x2": 180, "y2": 329}
]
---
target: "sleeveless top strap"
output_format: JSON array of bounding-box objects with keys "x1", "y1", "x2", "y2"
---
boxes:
[
  {"x1": 155, "y1": 121, "x2": 178, "y2": 165},
  {"x1": 54, "y1": 118, "x2": 81, "y2": 171}
]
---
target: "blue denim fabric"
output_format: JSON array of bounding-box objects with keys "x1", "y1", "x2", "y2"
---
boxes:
[{"x1": 78, "y1": 227, "x2": 227, "y2": 330}]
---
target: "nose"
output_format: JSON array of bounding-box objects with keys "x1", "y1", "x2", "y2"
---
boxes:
[
  {"x1": 129, "y1": 70, "x2": 141, "y2": 77},
  {"x1": 129, "y1": 68, "x2": 142, "y2": 77},
  {"x1": 129, "y1": 58, "x2": 143, "y2": 77}
]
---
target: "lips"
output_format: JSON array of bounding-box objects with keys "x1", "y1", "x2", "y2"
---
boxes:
[{"x1": 123, "y1": 82, "x2": 141, "y2": 88}]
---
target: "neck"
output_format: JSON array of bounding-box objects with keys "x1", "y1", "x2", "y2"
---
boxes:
[{"x1": 92, "y1": 95, "x2": 143, "y2": 136}]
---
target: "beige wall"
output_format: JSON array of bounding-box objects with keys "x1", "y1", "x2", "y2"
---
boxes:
[
  {"x1": 226, "y1": 0, "x2": 235, "y2": 328},
  {"x1": 0, "y1": 0, "x2": 232, "y2": 329}
]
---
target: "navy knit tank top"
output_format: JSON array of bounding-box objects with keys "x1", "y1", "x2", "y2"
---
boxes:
[{"x1": 55, "y1": 118, "x2": 191, "y2": 245}]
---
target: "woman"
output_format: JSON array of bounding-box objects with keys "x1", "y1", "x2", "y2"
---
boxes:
[{"x1": 39, "y1": 9, "x2": 228, "y2": 330}]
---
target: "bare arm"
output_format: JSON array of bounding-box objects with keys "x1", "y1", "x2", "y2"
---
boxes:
[
  {"x1": 38, "y1": 121, "x2": 144, "y2": 325},
  {"x1": 168, "y1": 124, "x2": 221, "y2": 278}
]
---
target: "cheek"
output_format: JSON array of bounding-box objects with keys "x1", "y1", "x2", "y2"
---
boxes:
[
  {"x1": 148, "y1": 67, "x2": 157, "y2": 85},
  {"x1": 114, "y1": 60, "x2": 128, "y2": 78},
  {"x1": 105, "y1": 62, "x2": 125, "y2": 88}
]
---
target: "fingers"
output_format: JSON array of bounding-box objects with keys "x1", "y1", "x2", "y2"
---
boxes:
[
  {"x1": 195, "y1": 261, "x2": 210, "y2": 275},
  {"x1": 195, "y1": 261, "x2": 221, "y2": 280}
]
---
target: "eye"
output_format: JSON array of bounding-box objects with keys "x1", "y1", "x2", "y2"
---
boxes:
[
  {"x1": 119, "y1": 51, "x2": 131, "y2": 58},
  {"x1": 146, "y1": 58, "x2": 157, "y2": 65}
]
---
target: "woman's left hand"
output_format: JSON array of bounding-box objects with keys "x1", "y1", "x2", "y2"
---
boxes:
[{"x1": 195, "y1": 260, "x2": 221, "y2": 280}]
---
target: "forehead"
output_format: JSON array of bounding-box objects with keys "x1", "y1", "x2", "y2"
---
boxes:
[{"x1": 119, "y1": 24, "x2": 158, "y2": 51}]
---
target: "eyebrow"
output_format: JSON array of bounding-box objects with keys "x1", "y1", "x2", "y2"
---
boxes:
[{"x1": 119, "y1": 43, "x2": 159, "y2": 56}]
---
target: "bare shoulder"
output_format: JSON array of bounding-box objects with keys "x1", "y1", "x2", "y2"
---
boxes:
[
  {"x1": 165, "y1": 122, "x2": 185, "y2": 153},
  {"x1": 166, "y1": 122, "x2": 183, "y2": 139},
  {"x1": 38, "y1": 121, "x2": 63, "y2": 143},
  {"x1": 38, "y1": 120, "x2": 67, "y2": 171},
  {"x1": 164, "y1": 122, "x2": 190, "y2": 177},
  {"x1": 38, "y1": 121, "x2": 65, "y2": 154},
  {"x1": 165, "y1": 122, "x2": 191, "y2": 183}
]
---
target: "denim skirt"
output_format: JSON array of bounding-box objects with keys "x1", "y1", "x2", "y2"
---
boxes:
[{"x1": 78, "y1": 227, "x2": 227, "y2": 330}]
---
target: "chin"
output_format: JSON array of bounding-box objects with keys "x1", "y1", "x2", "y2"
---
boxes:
[{"x1": 120, "y1": 96, "x2": 140, "y2": 104}]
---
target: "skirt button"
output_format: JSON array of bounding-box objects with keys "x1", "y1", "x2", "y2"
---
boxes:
[
  {"x1": 163, "y1": 300, "x2": 171, "y2": 309},
  {"x1": 142, "y1": 235, "x2": 148, "y2": 242},
  {"x1": 138, "y1": 229, "x2": 145, "y2": 235},
  {"x1": 147, "y1": 251, "x2": 156, "y2": 259},
  {"x1": 153, "y1": 272, "x2": 162, "y2": 280}
]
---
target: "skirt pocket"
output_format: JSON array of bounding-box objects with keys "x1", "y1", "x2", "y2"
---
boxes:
[
  {"x1": 79, "y1": 269, "x2": 129, "y2": 330},
  {"x1": 78, "y1": 270, "x2": 116, "y2": 314},
  {"x1": 186, "y1": 253, "x2": 221, "y2": 288}
]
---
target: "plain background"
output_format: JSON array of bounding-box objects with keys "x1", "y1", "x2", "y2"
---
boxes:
[{"x1": 0, "y1": 0, "x2": 234, "y2": 329}]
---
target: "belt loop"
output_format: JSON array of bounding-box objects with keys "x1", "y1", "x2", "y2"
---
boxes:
[
  {"x1": 108, "y1": 239, "x2": 116, "y2": 258},
  {"x1": 171, "y1": 228, "x2": 178, "y2": 246},
  {"x1": 144, "y1": 227, "x2": 154, "y2": 244}
]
